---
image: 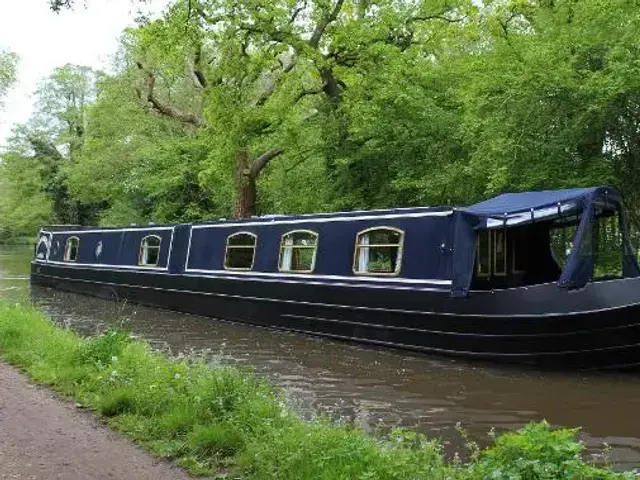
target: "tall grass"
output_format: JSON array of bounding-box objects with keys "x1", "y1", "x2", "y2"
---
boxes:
[{"x1": 0, "y1": 302, "x2": 633, "y2": 479}]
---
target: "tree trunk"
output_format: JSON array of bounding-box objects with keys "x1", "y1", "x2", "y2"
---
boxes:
[{"x1": 234, "y1": 150, "x2": 257, "y2": 219}]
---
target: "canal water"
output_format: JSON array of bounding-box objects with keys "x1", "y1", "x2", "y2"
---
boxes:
[{"x1": 3, "y1": 248, "x2": 640, "y2": 470}]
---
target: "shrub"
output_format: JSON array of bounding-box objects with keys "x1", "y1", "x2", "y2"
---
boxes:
[{"x1": 470, "y1": 421, "x2": 635, "y2": 480}]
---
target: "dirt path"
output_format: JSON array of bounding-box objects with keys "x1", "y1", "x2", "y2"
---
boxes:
[{"x1": 0, "y1": 362, "x2": 191, "y2": 480}]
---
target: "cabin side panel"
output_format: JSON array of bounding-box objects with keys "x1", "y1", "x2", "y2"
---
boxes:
[
  {"x1": 46, "y1": 228, "x2": 173, "y2": 269},
  {"x1": 185, "y1": 215, "x2": 453, "y2": 282},
  {"x1": 187, "y1": 227, "x2": 261, "y2": 272}
]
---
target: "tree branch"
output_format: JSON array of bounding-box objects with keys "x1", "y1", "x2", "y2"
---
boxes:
[
  {"x1": 195, "y1": 6, "x2": 225, "y2": 26},
  {"x1": 27, "y1": 136, "x2": 64, "y2": 160},
  {"x1": 136, "y1": 62, "x2": 205, "y2": 128},
  {"x1": 249, "y1": 148, "x2": 285, "y2": 178},
  {"x1": 193, "y1": 43, "x2": 207, "y2": 88},
  {"x1": 407, "y1": 13, "x2": 466, "y2": 25},
  {"x1": 309, "y1": 0, "x2": 345, "y2": 48},
  {"x1": 294, "y1": 87, "x2": 324, "y2": 103},
  {"x1": 289, "y1": 0, "x2": 308, "y2": 24},
  {"x1": 285, "y1": 149, "x2": 316, "y2": 172},
  {"x1": 253, "y1": 52, "x2": 298, "y2": 107}
]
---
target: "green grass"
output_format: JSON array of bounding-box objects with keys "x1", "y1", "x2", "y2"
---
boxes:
[{"x1": 0, "y1": 301, "x2": 634, "y2": 479}]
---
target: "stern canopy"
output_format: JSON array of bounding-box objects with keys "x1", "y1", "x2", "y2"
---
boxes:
[{"x1": 452, "y1": 186, "x2": 640, "y2": 296}]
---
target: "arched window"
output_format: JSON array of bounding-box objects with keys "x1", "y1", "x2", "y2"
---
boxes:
[
  {"x1": 63, "y1": 236, "x2": 79, "y2": 262},
  {"x1": 278, "y1": 230, "x2": 318, "y2": 273},
  {"x1": 224, "y1": 232, "x2": 257, "y2": 270},
  {"x1": 139, "y1": 235, "x2": 161, "y2": 266},
  {"x1": 353, "y1": 227, "x2": 404, "y2": 275}
]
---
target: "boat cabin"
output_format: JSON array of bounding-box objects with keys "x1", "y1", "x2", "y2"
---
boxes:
[{"x1": 34, "y1": 186, "x2": 640, "y2": 297}]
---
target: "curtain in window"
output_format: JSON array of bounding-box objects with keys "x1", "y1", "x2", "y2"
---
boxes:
[
  {"x1": 141, "y1": 242, "x2": 150, "y2": 265},
  {"x1": 357, "y1": 234, "x2": 369, "y2": 272},
  {"x1": 281, "y1": 236, "x2": 294, "y2": 271}
]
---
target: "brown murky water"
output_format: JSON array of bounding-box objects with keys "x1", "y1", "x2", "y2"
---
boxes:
[{"x1": 3, "y1": 249, "x2": 640, "y2": 470}]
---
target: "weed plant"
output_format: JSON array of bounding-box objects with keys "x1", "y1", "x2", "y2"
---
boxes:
[{"x1": 0, "y1": 302, "x2": 634, "y2": 479}]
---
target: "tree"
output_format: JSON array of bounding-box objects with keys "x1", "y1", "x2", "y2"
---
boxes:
[
  {"x1": 0, "y1": 65, "x2": 102, "y2": 234},
  {"x1": 451, "y1": 0, "x2": 640, "y2": 207},
  {"x1": 0, "y1": 50, "x2": 18, "y2": 110},
  {"x1": 117, "y1": 0, "x2": 473, "y2": 218},
  {"x1": 20, "y1": 0, "x2": 640, "y2": 233}
]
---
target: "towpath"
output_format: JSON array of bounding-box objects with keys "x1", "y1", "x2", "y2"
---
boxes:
[{"x1": 0, "y1": 362, "x2": 190, "y2": 480}]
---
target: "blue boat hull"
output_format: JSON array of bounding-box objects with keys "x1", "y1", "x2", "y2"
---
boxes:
[{"x1": 30, "y1": 262, "x2": 640, "y2": 370}]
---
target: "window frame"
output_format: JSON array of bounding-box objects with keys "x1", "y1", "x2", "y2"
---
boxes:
[
  {"x1": 63, "y1": 236, "x2": 80, "y2": 262},
  {"x1": 138, "y1": 234, "x2": 162, "y2": 267},
  {"x1": 224, "y1": 231, "x2": 258, "y2": 271},
  {"x1": 475, "y1": 230, "x2": 510, "y2": 277},
  {"x1": 352, "y1": 226, "x2": 405, "y2": 277},
  {"x1": 278, "y1": 229, "x2": 319, "y2": 274}
]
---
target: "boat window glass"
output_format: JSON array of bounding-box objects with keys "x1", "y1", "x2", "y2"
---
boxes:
[
  {"x1": 476, "y1": 230, "x2": 509, "y2": 277},
  {"x1": 476, "y1": 231, "x2": 490, "y2": 276},
  {"x1": 512, "y1": 230, "x2": 526, "y2": 273},
  {"x1": 63, "y1": 236, "x2": 79, "y2": 262},
  {"x1": 139, "y1": 235, "x2": 161, "y2": 266},
  {"x1": 224, "y1": 232, "x2": 257, "y2": 270},
  {"x1": 278, "y1": 230, "x2": 318, "y2": 273},
  {"x1": 493, "y1": 229, "x2": 507, "y2": 276},
  {"x1": 353, "y1": 228, "x2": 403, "y2": 275}
]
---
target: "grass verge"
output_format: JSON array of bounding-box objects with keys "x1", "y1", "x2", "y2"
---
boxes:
[{"x1": 0, "y1": 301, "x2": 634, "y2": 479}]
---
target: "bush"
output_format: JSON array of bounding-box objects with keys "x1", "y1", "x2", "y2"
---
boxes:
[{"x1": 470, "y1": 421, "x2": 634, "y2": 480}]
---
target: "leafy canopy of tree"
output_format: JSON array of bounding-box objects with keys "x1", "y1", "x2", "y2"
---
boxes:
[
  {"x1": 3, "y1": 0, "x2": 640, "y2": 235},
  {"x1": 0, "y1": 50, "x2": 18, "y2": 110}
]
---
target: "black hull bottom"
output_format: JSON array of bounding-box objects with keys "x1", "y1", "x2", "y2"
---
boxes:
[{"x1": 30, "y1": 264, "x2": 640, "y2": 371}]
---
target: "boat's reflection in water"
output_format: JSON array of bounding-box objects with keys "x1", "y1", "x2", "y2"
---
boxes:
[{"x1": 21, "y1": 283, "x2": 640, "y2": 471}]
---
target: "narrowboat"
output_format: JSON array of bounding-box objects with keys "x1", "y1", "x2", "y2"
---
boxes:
[{"x1": 30, "y1": 186, "x2": 640, "y2": 370}]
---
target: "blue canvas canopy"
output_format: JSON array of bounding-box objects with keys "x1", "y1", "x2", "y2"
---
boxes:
[{"x1": 451, "y1": 186, "x2": 640, "y2": 296}]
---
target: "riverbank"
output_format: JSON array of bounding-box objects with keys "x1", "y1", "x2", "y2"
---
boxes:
[
  {"x1": 0, "y1": 301, "x2": 633, "y2": 479},
  {"x1": 0, "y1": 235, "x2": 34, "y2": 246}
]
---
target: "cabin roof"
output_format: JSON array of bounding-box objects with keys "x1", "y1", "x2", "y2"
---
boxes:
[
  {"x1": 463, "y1": 186, "x2": 619, "y2": 217},
  {"x1": 43, "y1": 205, "x2": 454, "y2": 231},
  {"x1": 42, "y1": 186, "x2": 620, "y2": 232}
]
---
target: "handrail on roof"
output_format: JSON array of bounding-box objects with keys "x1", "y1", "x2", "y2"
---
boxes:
[{"x1": 41, "y1": 224, "x2": 82, "y2": 229}]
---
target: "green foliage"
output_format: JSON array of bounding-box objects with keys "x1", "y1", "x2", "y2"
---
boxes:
[
  {"x1": 0, "y1": 49, "x2": 17, "y2": 109},
  {"x1": 0, "y1": 64, "x2": 103, "y2": 236},
  {"x1": 78, "y1": 328, "x2": 131, "y2": 365},
  {"x1": 6, "y1": 0, "x2": 640, "y2": 231},
  {"x1": 471, "y1": 421, "x2": 631, "y2": 480},
  {"x1": 0, "y1": 301, "x2": 633, "y2": 478}
]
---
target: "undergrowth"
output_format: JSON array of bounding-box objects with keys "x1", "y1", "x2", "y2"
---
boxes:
[{"x1": 0, "y1": 302, "x2": 634, "y2": 479}]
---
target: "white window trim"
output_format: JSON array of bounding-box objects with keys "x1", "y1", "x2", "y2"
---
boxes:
[
  {"x1": 353, "y1": 227, "x2": 404, "y2": 277},
  {"x1": 224, "y1": 231, "x2": 257, "y2": 271},
  {"x1": 138, "y1": 235, "x2": 162, "y2": 267},
  {"x1": 278, "y1": 229, "x2": 319, "y2": 274},
  {"x1": 63, "y1": 236, "x2": 80, "y2": 262}
]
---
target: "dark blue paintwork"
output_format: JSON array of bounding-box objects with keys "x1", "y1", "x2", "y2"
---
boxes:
[
  {"x1": 39, "y1": 207, "x2": 454, "y2": 284},
  {"x1": 43, "y1": 228, "x2": 174, "y2": 269},
  {"x1": 186, "y1": 216, "x2": 453, "y2": 280}
]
